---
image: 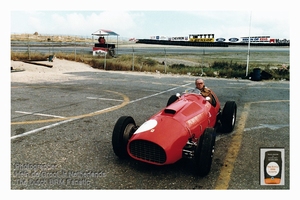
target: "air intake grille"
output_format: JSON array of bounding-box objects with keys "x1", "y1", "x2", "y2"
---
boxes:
[{"x1": 129, "y1": 140, "x2": 166, "y2": 164}]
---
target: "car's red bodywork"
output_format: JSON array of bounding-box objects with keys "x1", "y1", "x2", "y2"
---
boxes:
[
  {"x1": 128, "y1": 91, "x2": 220, "y2": 165},
  {"x1": 112, "y1": 88, "x2": 236, "y2": 176}
]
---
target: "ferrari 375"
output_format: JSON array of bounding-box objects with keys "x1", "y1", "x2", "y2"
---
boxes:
[{"x1": 112, "y1": 88, "x2": 237, "y2": 176}]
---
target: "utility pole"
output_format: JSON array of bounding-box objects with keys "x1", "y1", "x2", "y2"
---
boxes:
[
  {"x1": 246, "y1": 12, "x2": 252, "y2": 77},
  {"x1": 74, "y1": 36, "x2": 77, "y2": 61},
  {"x1": 104, "y1": 51, "x2": 107, "y2": 70},
  {"x1": 164, "y1": 48, "x2": 167, "y2": 73},
  {"x1": 132, "y1": 47, "x2": 135, "y2": 71}
]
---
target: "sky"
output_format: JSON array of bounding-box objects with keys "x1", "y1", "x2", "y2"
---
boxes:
[{"x1": 10, "y1": 4, "x2": 291, "y2": 41}]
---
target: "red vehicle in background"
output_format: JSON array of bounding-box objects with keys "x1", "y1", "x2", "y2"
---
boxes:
[
  {"x1": 112, "y1": 88, "x2": 237, "y2": 176},
  {"x1": 93, "y1": 38, "x2": 115, "y2": 57},
  {"x1": 92, "y1": 29, "x2": 118, "y2": 57}
]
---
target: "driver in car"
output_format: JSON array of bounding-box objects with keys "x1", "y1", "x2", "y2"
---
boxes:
[{"x1": 195, "y1": 78, "x2": 213, "y2": 103}]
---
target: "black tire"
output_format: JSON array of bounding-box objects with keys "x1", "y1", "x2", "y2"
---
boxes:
[
  {"x1": 112, "y1": 116, "x2": 136, "y2": 158},
  {"x1": 194, "y1": 128, "x2": 216, "y2": 176},
  {"x1": 221, "y1": 101, "x2": 237, "y2": 133},
  {"x1": 166, "y1": 94, "x2": 179, "y2": 106}
]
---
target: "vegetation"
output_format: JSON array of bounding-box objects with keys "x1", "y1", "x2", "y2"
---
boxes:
[
  {"x1": 11, "y1": 50, "x2": 290, "y2": 80},
  {"x1": 11, "y1": 33, "x2": 93, "y2": 43}
]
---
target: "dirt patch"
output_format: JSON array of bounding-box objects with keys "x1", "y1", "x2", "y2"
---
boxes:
[
  {"x1": 11, "y1": 58, "x2": 194, "y2": 84},
  {"x1": 11, "y1": 59, "x2": 100, "y2": 83}
]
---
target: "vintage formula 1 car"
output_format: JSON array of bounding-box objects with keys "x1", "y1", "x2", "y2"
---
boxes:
[{"x1": 112, "y1": 88, "x2": 237, "y2": 176}]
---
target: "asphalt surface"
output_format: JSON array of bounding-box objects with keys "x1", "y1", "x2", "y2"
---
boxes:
[
  {"x1": 11, "y1": 43, "x2": 290, "y2": 55},
  {"x1": 11, "y1": 70, "x2": 290, "y2": 190}
]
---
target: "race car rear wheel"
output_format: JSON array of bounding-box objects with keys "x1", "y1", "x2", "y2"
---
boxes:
[
  {"x1": 194, "y1": 128, "x2": 216, "y2": 176},
  {"x1": 221, "y1": 101, "x2": 237, "y2": 133},
  {"x1": 112, "y1": 116, "x2": 136, "y2": 158}
]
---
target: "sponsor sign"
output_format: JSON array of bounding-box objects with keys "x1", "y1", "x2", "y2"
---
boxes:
[
  {"x1": 190, "y1": 38, "x2": 214, "y2": 42},
  {"x1": 155, "y1": 36, "x2": 168, "y2": 40},
  {"x1": 216, "y1": 38, "x2": 226, "y2": 42},
  {"x1": 171, "y1": 37, "x2": 188, "y2": 41},
  {"x1": 241, "y1": 36, "x2": 271, "y2": 43},
  {"x1": 229, "y1": 38, "x2": 239, "y2": 42},
  {"x1": 269, "y1": 39, "x2": 275, "y2": 43}
]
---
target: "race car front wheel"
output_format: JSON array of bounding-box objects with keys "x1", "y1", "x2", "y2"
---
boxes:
[
  {"x1": 112, "y1": 116, "x2": 136, "y2": 158},
  {"x1": 194, "y1": 128, "x2": 216, "y2": 176}
]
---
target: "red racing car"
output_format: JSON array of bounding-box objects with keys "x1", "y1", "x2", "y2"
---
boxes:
[{"x1": 112, "y1": 88, "x2": 237, "y2": 176}]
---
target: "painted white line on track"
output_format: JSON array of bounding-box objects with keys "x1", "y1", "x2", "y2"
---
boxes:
[
  {"x1": 11, "y1": 83, "x2": 191, "y2": 140},
  {"x1": 244, "y1": 123, "x2": 289, "y2": 131},
  {"x1": 11, "y1": 118, "x2": 76, "y2": 140},
  {"x1": 11, "y1": 104, "x2": 122, "y2": 140},
  {"x1": 15, "y1": 111, "x2": 66, "y2": 119},
  {"x1": 87, "y1": 83, "x2": 190, "y2": 104},
  {"x1": 129, "y1": 83, "x2": 191, "y2": 104}
]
